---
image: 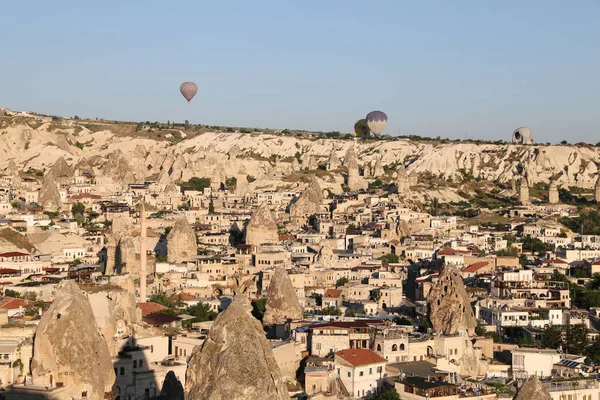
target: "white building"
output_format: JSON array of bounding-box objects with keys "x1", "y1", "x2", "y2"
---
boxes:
[{"x1": 335, "y1": 348, "x2": 387, "y2": 399}]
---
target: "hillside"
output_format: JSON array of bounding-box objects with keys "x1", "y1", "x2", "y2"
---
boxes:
[{"x1": 1, "y1": 111, "x2": 599, "y2": 193}]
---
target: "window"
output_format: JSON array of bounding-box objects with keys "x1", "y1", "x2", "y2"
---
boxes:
[
  {"x1": 120, "y1": 367, "x2": 125, "y2": 376},
  {"x1": 315, "y1": 343, "x2": 322, "y2": 351},
  {"x1": 139, "y1": 359, "x2": 143, "y2": 368},
  {"x1": 359, "y1": 371, "x2": 364, "y2": 377},
  {"x1": 133, "y1": 360, "x2": 137, "y2": 368},
  {"x1": 400, "y1": 343, "x2": 405, "y2": 351},
  {"x1": 369, "y1": 368, "x2": 372, "y2": 375},
  {"x1": 392, "y1": 344, "x2": 398, "y2": 352},
  {"x1": 347, "y1": 371, "x2": 351, "y2": 377}
]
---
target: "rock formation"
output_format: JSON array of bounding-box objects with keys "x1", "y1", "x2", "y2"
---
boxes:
[
  {"x1": 185, "y1": 296, "x2": 289, "y2": 400},
  {"x1": 347, "y1": 168, "x2": 367, "y2": 191},
  {"x1": 326, "y1": 150, "x2": 340, "y2": 170},
  {"x1": 47, "y1": 156, "x2": 74, "y2": 184},
  {"x1": 263, "y1": 267, "x2": 304, "y2": 325},
  {"x1": 519, "y1": 176, "x2": 530, "y2": 205},
  {"x1": 343, "y1": 147, "x2": 359, "y2": 170},
  {"x1": 397, "y1": 165, "x2": 409, "y2": 195},
  {"x1": 86, "y1": 283, "x2": 142, "y2": 356},
  {"x1": 548, "y1": 180, "x2": 559, "y2": 204},
  {"x1": 427, "y1": 263, "x2": 477, "y2": 336},
  {"x1": 595, "y1": 174, "x2": 600, "y2": 203},
  {"x1": 245, "y1": 203, "x2": 279, "y2": 246},
  {"x1": 31, "y1": 280, "x2": 115, "y2": 400},
  {"x1": 102, "y1": 149, "x2": 136, "y2": 185},
  {"x1": 38, "y1": 174, "x2": 62, "y2": 211},
  {"x1": 290, "y1": 178, "x2": 323, "y2": 228},
  {"x1": 372, "y1": 157, "x2": 384, "y2": 177},
  {"x1": 167, "y1": 216, "x2": 198, "y2": 263},
  {"x1": 513, "y1": 377, "x2": 552, "y2": 400}
]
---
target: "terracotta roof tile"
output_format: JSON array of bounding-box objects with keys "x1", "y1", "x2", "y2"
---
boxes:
[
  {"x1": 138, "y1": 301, "x2": 169, "y2": 316},
  {"x1": 336, "y1": 349, "x2": 387, "y2": 366}
]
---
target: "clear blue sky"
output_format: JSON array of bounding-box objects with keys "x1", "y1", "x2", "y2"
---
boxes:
[{"x1": 1, "y1": 1, "x2": 599, "y2": 142}]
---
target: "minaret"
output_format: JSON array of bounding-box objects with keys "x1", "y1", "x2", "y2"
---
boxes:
[
  {"x1": 548, "y1": 181, "x2": 559, "y2": 205},
  {"x1": 519, "y1": 176, "x2": 530, "y2": 205},
  {"x1": 139, "y1": 202, "x2": 147, "y2": 302}
]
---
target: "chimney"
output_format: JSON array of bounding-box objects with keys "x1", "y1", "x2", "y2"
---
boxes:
[{"x1": 139, "y1": 202, "x2": 147, "y2": 302}]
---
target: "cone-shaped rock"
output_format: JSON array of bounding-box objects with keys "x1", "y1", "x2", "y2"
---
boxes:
[
  {"x1": 245, "y1": 203, "x2": 279, "y2": 246},
  {"x1": 38, "y1": 174, "x2": 62, "y2": 211},
  {"x1": 326, "y1": 150, "x2": 340, "y2": 171},
  {"x1": 343, "y1": 147, "x2": 359, "y2": 170},
  {"x1": 263, "y1": 267, "x2": 303, "y2": 325},
  {"x1": 185, "y1": 296, "x2": 290, "y2": 400},
  {"x1": 167, "y1": 216, "x2": 198, "y2": 263},
  {"x1": 290, "y1": 178, "x2": 323, "y2": 227},
  {"x1": 48, "y1": 156, "x2": 74, "y2": 183},
  {"x1": 427, "y1": 263, "x2": 477, "y2": 336},
  {"x1": 514, "y1": 377, "x2": 552, "y2": 400},
  {"x1": 31, "y1": 280, "x2": 115, "y2": 400}
]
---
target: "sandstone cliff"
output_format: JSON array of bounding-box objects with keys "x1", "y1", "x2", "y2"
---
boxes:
[
  {"x1": 185, "y1": 296, "x2": 290, "y2": 400},
  {"x1": 31, "y1": 280, "x2": 115, "y2": 400},
  {"x1": 427, "y1": 264, "x2": 477, "y2": 336},
  {"x1": 263, "y1": 267, "x2": 304, "y2": 325}
]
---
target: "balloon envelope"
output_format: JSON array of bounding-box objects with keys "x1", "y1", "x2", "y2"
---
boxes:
[
  {"x1": 180, "y1": 82, "x2": 198, "y2": 103},
  {"x1": 354, "y1": 119, "x2": 371, "y2": 138},
  {"x1": 366, "y1": 111, "x2": 388, "y2": 135}
]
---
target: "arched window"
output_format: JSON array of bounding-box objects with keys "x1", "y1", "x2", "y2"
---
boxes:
[
  {"x1": 400, "y1": 343, "x2": 405, "y2": 351},
  {"x1": 376, "y1": 344, "x2": 381, "y2": 352},
  {"x1": 392, "y1": 344, "x2": 398, "y2": 352}
]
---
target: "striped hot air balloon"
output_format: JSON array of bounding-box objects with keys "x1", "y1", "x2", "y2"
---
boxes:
[
  {"x1": 180, "y1": 81, "x2": 198, "y2": 103},
  {"x1": 366, "y1": 111, "x2": 388, "y2": 136}
]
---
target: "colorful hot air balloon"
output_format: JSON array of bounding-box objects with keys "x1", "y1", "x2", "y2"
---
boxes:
[
  {"x1": 180, "y1": 81, "x2": 198, "y2": 103},
  {"x1": 366, "y1": 111, "x2": 388, "y2": 136},
  {"x1": 354, "y1": 119, "x2": 371, "y2": 138}
]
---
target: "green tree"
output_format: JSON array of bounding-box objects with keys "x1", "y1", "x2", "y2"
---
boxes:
[
  {"x1": 186, "y1": 302, "x2": 217, "y2": 324},
  {"x1": 181, "y1": 177, "x2": 211, "y2": 191},
  {"x1": 209, "y1": 197, "x2": 215, "y2": 213},
  {"x1": 71, "y1": 202, "x2": 85, "y2": 216},
  {"x1": 4, "y1": 289, "x2": 21, "y2": 298},
  {"x1": 380, "y1": 253, "x2": 399, "y2": 265},
  {"x1": 344, "y1": 309, "x2": 356, "y2": 317},
  {"x1": 149, "y1": 293, "x2": 181, "y2": 309},
  {"x1": 475, "y1": 321, "x2": 487, "y2": 336},
  {"x1": 335, "y1": 277, "x2": 349, "y2": 288},
  {"x1": 320, "y1": 306, "x2": 342, "y2": 316},
  {"x1": 370, "y1": 388, "x2": 401, "y2": 400},
  {"x1": 225, "y1": 177, "x2": 237, "y2": 190},
  {"x1": 251, "y1": 298, "x2": 267, "y2": 322},
  {"x1": 541, "y1": 325, "x2": 563, "y2": 349},
  {"x1": 565, "y1": 324, "x2": 587, "y2": 355}
]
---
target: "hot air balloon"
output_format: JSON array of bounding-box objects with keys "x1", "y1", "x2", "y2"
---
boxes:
[
  {"x1": 366, "y1": 111, "x2": 388, "y2": 136},
  {"x1": 180, "y1": 81, "x2": 198, "y2": 103},
  {"x1": 354, "y1": 119, "x2": 370, "y2": 138}
]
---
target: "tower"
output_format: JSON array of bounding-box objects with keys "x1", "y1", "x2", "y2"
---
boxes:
[{"x1": 139, "y1": 202, "x2": 147, "y2": 302}]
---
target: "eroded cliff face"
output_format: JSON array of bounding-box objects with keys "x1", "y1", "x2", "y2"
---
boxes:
[
  {"x1": 427, "y1": 264, "x2": 477, "y2": 336},
  {"x1": 185, "y1": 296, "x2": 290, "y2": 400},
  {"x1": 2, "y1": 117, "x2": 598, "y2": 192},
  {"x1": 263, "y1": 267, "x2": 304, "y2": 326},
  {"x1": 31, "y1": 280, "x2": 116, "y2": 400}
]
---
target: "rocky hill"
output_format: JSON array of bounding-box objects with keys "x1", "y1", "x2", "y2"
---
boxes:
[{"x1": 2, "y1": 113, "x2": 599, "y2": 195}]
